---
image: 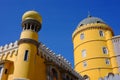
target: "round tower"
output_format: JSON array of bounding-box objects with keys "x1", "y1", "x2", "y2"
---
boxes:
[
  {"x1": 72, "y1": 16, "x2": 119, "y2": 80},
  {"x1": 13, "y1": 11, "x2": 42, "y2": 80}
]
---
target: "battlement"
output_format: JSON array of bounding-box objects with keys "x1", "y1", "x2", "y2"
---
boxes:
[
  {"x1": 0, "y1": 41, "x2": 18, "y2": 53},
  {"x1": 39, "y1": 42, "x2": 81, "y2": 78},
  {"x1": 0, "y1": 41, "x2": 82, "y2": 79}
]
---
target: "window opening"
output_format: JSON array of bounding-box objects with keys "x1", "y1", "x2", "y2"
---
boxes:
[
  {"x1": 24, "y1": 50, "x2": 29, "y2": 61},
  {"x1": 99, "y1": 30, "x2": 104, "y2": 37},
  {"x1": 82, "y1": 49, "x2": 86, "y2": 57},
  {"x1": 102, "y1": 47, "x2": 108, "y2": 54},
  {"x1": 80, "y1": 33, "x2": 84, "y2": 40}
]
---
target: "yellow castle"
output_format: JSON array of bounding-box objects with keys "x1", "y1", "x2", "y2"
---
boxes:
[
  {"x1": 0, "y1": 10, "x2": 120, "y2": 80},
  {"x1": 72, "y1": 15, "x2": 120, "y2": 80},
  {"x1": 0, "y1": 11, "x2": 82, "y2": 80}
]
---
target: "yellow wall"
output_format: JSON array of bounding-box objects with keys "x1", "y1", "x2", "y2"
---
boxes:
[
  {"x1": 73, "y1": 23, "x2": 119, "y2": 80},
  {"x1": 12, "y1": 28, "x2": 47, "y2": 80},
  {"x1": 20, "y1": 30, "x2": 38, "y2": 41}
]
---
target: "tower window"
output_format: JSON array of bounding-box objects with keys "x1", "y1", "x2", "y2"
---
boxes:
[
  {"x1": 51, "y1": 68, "x2": 58, "y2": 80},
  {"x1": 31, "y1": 25, "x2": 34, "y2": 31},
  {"x1": 99, "y1": 30, "x2": 104, "y2": 37},
  {"x1": 83, "y1": 75, "x2": 90, "y2": 80},
  {"x1": 102, "y1": 47, "x2": 108, "y2": 54},
  {"x1": 82, "y1": 49, "x2": 86, "y2": 57},
  {"x1": 24, "y1": 50, "x2": 29, "y2": 61},
  {"x1": 4, "y1": 69, "x2": 8, "y2": 74},
  {"x1": 80, "y1": 33, "x2": 84, "y2": 40},
  {"x1": 105, "y1": 59, "x2": 110, "y2": 65},
  {"x1": 83, "y1": 61, "x2": 87, "y2": 67},
  {"x1": 27, "y1": 24, "x2": 30, "y2": 30}
]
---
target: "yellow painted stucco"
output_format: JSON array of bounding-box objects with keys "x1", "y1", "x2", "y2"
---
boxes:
[
  {"x1": 73, "y1": 22, "x2": 119, "y2": 79},
  {"x1": 0, "y1": 10, "x2": 80, "y2": 80}
]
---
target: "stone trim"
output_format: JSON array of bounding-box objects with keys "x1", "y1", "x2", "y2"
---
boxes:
[{"x1": 18, "y1": 38, "x2": 39, "y2": 47}]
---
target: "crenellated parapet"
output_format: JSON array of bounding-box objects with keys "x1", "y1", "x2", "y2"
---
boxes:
[
  {"x1": 0, "y1": 41, "x2": 18, "y2": 61},
  {"x1": 0, "y1": 41, "x2": 18, "y2": 53},
  {"x1": 39, "y1": 42, "x2": 81, "y2": 79},
  {"x1": 0, "y1": 41, "x2": 81, "y2": 79},
  {"x1": 112, "y1": 35, "x2": 120, "y2": 42}
]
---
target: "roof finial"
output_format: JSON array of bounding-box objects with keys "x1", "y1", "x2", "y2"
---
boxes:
[{"x1": 88, "y1": 11, "x2": 92, "y2": 18}]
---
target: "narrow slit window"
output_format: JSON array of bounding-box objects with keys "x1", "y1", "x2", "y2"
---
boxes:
[{"x1": 24, "y1": 50, "x2": 29, "y2": 61}]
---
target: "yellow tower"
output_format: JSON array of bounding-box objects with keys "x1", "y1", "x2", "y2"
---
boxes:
[
  {"x1": 72, "y1": 16, "x2": 119, "y2": 80},
  {"x1": 13, "y1": 11, "x2": 42, "y2": 80}
]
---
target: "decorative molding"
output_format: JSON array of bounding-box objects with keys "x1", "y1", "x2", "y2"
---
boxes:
[{"x1": 18, "y1": 38, "x2": 39, "y2": 47}]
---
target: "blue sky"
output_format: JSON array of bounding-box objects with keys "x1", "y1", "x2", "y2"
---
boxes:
[{"x1": 0, "y1": 0, "x2": 120, "y2": 67}]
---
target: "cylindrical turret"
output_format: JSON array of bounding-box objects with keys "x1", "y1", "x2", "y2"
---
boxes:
[
  {"x1": 13, "y1": 10, "x2": 42, "y2": 80},
  {"x1": 72, "y1": 16, "x2": 118, "y2": 80}
]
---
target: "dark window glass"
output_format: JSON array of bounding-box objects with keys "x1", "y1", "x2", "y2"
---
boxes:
[
  {"x1": 5, "y1": 69, "x2": 8, "y2": 74},
  {"x1": 31, "y1": 25, "x2": 34, "y2": 30},
  {"x1": 99, "y1": 30, "x2": 104, "y2": 37},
  {"x1": 27, "y1": 24, "x2": 30, "y2": 30},
  {"x1": 24, "y1": 50, "x2": 29, "y2": 61},
  {"x1": 83, "y1": 75, "x2": 90, "y2": 80},
  {"x1": 102, "y1": 47, "x2": 108, "y2": 54},
  {"x1": 51, "y1": 68, "x2": 58, "y2": 80}
]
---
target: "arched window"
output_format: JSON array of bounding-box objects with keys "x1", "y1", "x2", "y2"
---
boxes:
[
  {"x1": 105, "y1": 59, "x2": 110, "y2": 65},
  {"x1": 82, "y1": 49, "x2": 86, "y2": 57},
  {"x1": 51, "y1": 68, "x2": 58, "y2": 80},
  {"x1": 108, "y1": 72, "x2": 114, "y2": 77},
  {"x1": 102, "y1": 47, "x2": 108, "y2": 54},
  {"x1": 80, "y1": 33, "x2": 84, "y2": 40},
  {"x1": 99, "y1": 30, "x2": 104, "y2": 37},
  {"x1": 83, "y1": 75, "x2": 90, "y2": 80}
]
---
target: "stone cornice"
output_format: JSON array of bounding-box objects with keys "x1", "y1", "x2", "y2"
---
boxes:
[{"x1": 18, "y1": 38, "x2": 39, "y2": 47}]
